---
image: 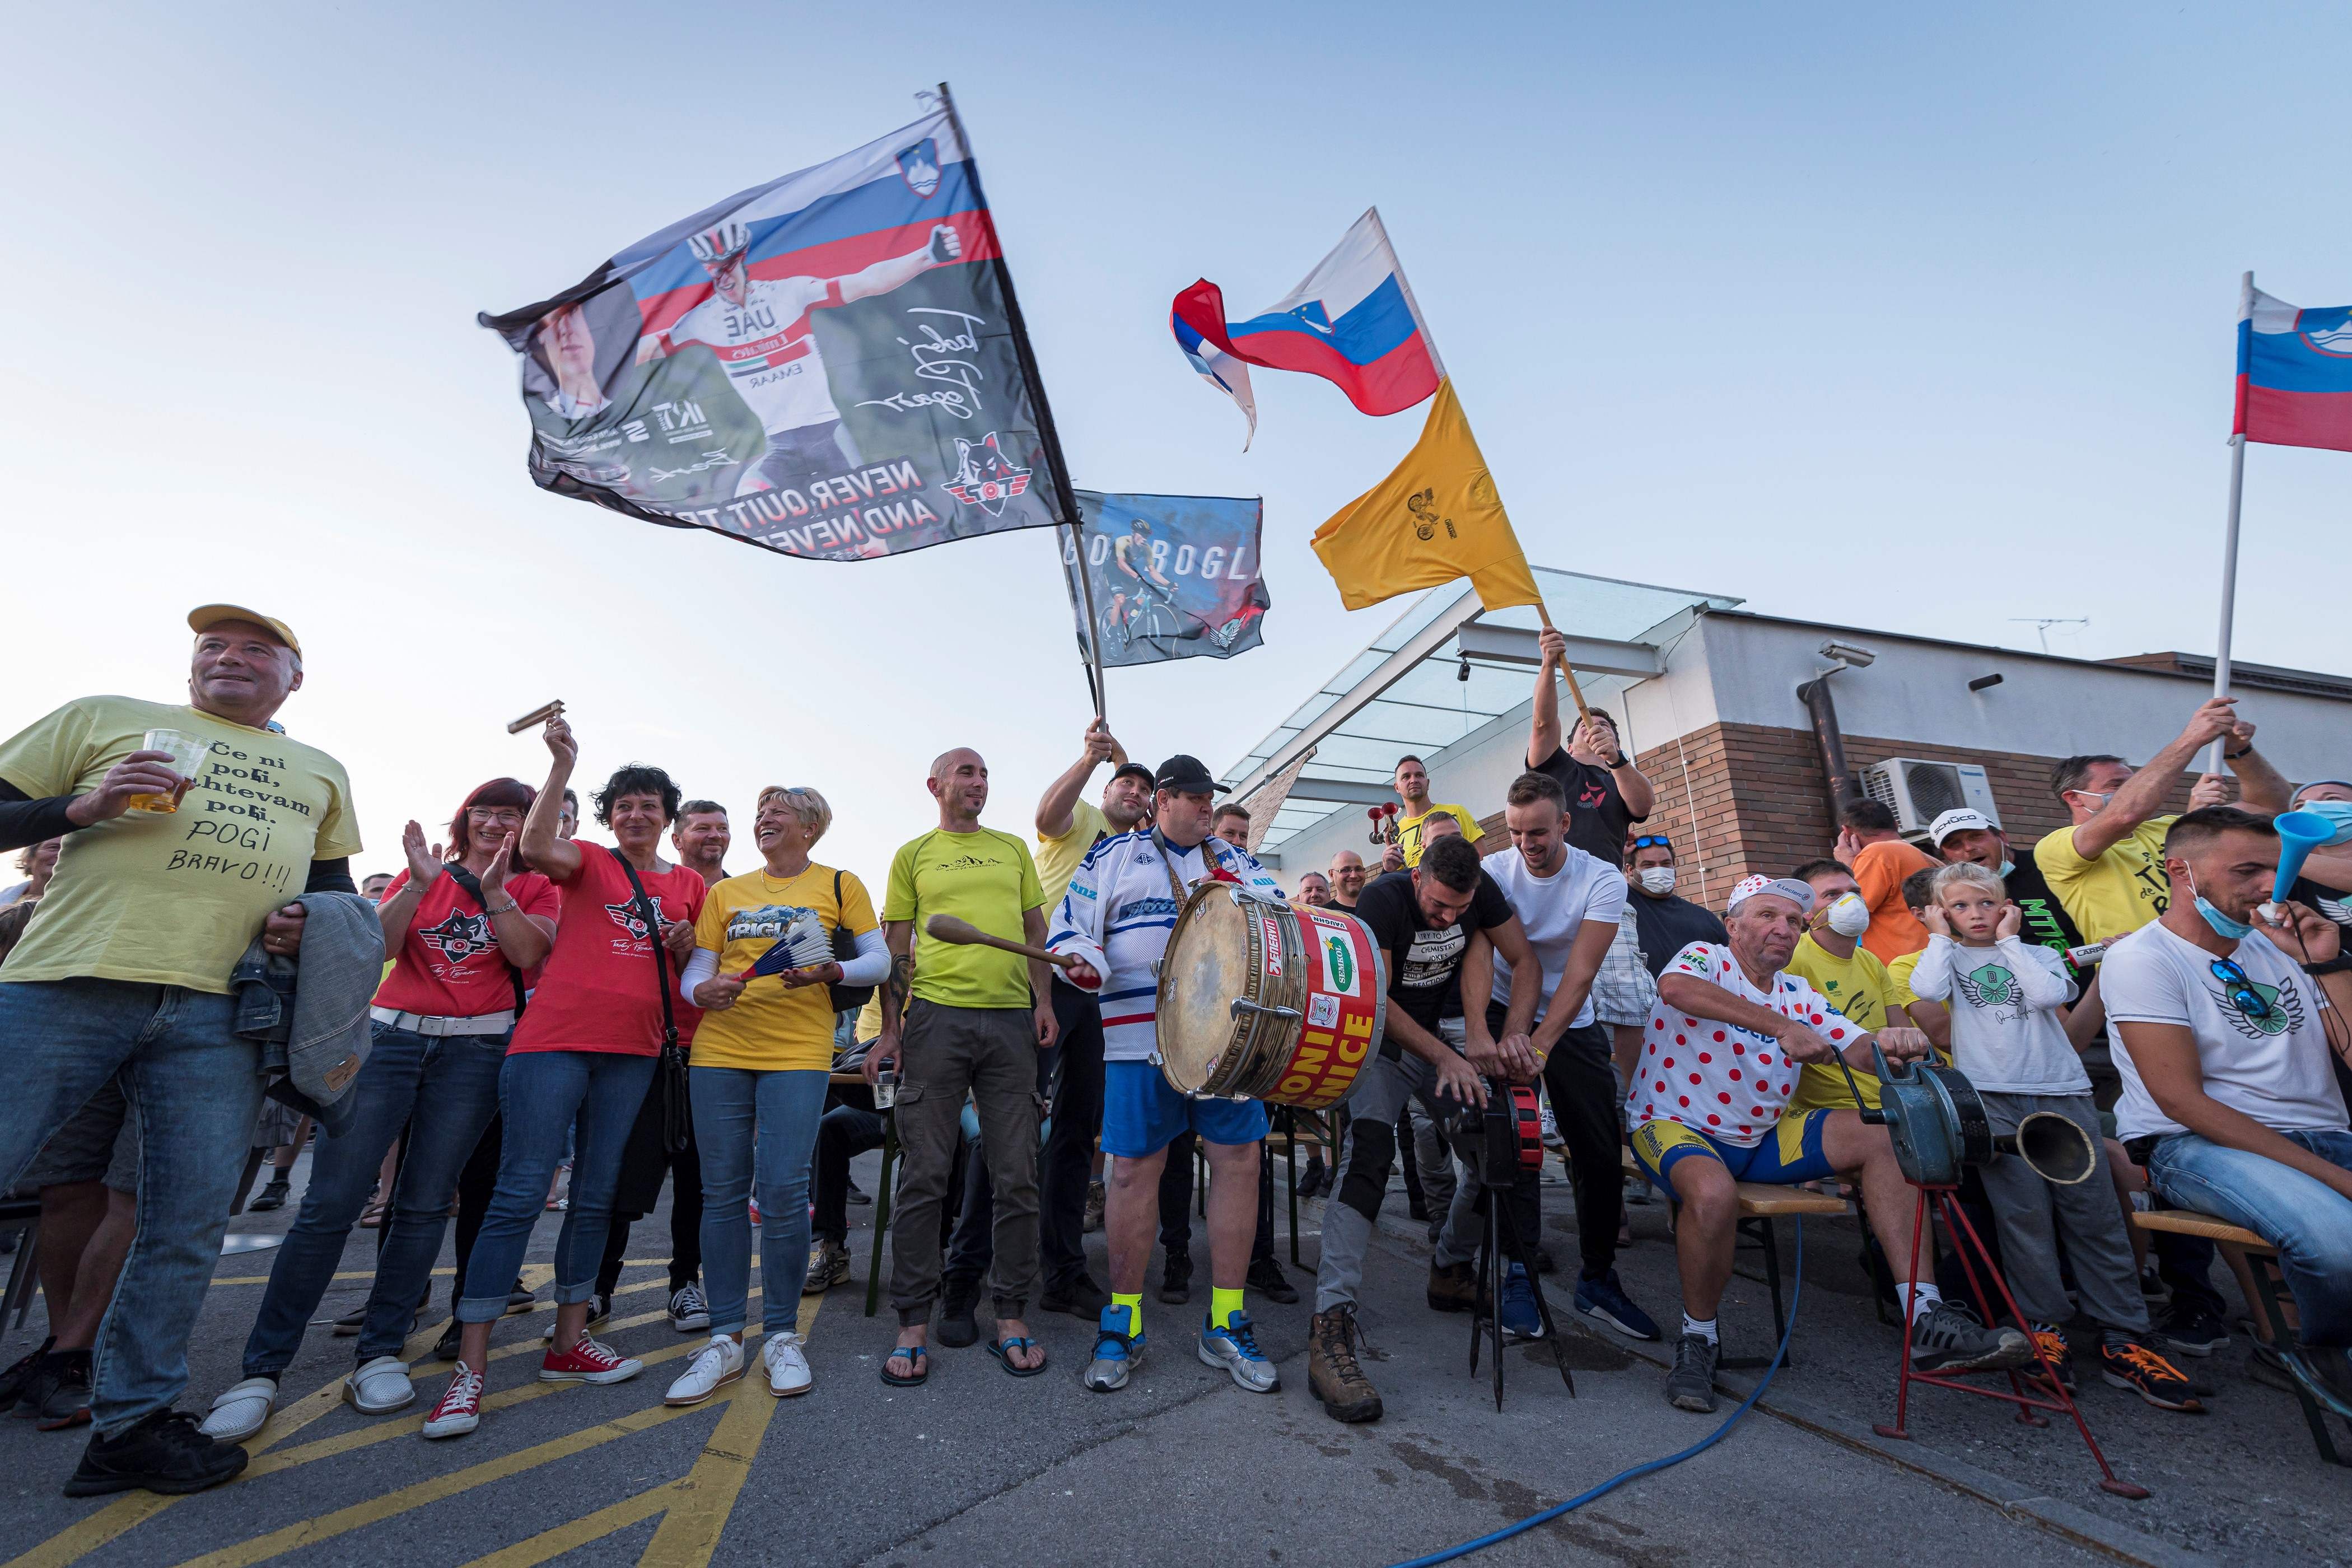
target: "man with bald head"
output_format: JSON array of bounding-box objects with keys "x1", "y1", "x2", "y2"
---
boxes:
[
  {"x1": 1632, "y1": 875, "x2": 2029, "y2": 1413},
  {"x1": 0, "y1": 605, "x2": 362, "y2": 1495},
  {"x1": 1328, "y1": 850, "x2": 1369, "y2": 911},
  {"x1": 870, "y1": 747, "x2": 1057, "y2": 1383}
]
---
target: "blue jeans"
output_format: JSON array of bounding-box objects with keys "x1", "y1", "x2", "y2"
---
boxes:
[
  {"x1": 2149, "y1": 1127, "x2": 2352, "y2": 1347},
  {"x1": 0, "y1": 979, "x2": 260, "y2": 1436},
  {"x1": 240, "y1": 1023, "x2": 508, "y2": 1374},
  {"x1": 690, "y1": 1066, "x2": 828, "y2": 1335},
  {"x1": 456, "y1": 1050, "x2": 654, "y2": 1323}
]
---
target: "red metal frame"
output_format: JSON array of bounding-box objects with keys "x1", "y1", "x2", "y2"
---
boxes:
[{"x1": 1878, "y1": 1183, "x2": 2149, "y2": 1501}]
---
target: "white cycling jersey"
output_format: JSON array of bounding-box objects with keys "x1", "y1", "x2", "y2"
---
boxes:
[{"x1": 664, "y1": 275, "x2": 846, "y2": 435}]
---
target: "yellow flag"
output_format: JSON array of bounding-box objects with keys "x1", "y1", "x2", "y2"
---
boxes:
[{"x1": 1310, "y1": 378, "x2": 1541, "y2": 613}]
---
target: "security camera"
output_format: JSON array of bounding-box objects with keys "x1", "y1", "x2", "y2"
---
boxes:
[{"x1": 1819, "y1": 641, "x2": 1877, "y2": 668}]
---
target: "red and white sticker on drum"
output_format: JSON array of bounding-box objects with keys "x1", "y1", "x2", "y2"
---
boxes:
[
  {"x1": 1309, "y1": 995, "x2": 1340, "y2": 1028},
  {"x1": 1259, "y1": 917, "x2": 1284, "y2": 976}
]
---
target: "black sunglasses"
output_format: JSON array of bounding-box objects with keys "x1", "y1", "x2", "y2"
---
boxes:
[{"x1": 2209, "y1": 958, "x2": 2274, "y2": 1020}]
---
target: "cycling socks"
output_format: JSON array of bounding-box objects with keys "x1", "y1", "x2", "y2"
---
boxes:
[
  {"x1": 1682, "y1": 1314, "x2": 1719, "y2": 1345},
  {"x1": 1109, "y1": 1294, "x2": 1142, "y2": 1339},
  {"x1": 1211, "y1": 1287, "x2": 1247, "y2": 1331}
]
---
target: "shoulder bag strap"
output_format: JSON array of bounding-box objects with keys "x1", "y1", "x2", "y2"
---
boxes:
[
  {"x1": 604, "y1": 846, "x2": 679, "y2": 1053},
  {"x1": 606, "y1": 846, "x2": 689, "y2": 1152},
  {"x1": 440, "y1": 861, "x2": 528, "y2": 1017}
]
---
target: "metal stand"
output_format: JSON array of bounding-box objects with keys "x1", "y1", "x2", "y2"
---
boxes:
[
  {"x1": 1878, "y1": 1183, "x2": 2147, "y2": 1500},
  {"x1": 1466, "y1": 1184, "x2": 1575, "y2": 1411}
]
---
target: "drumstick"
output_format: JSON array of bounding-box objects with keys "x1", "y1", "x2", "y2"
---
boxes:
[
  {"x1": 925, "y1": 914, "x2": 1079, "y2": 970},
  {"x1": 507, "y1": 700, "x2": 565, "y2": 735}
]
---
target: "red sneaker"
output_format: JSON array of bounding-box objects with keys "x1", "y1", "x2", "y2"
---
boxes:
[
  {"x1": 422, "y1": 1362, "x2": 483, "y2": 1439},
  {"x1": 540, "y1": 1333, "x2": 643, "y2": 1385}
]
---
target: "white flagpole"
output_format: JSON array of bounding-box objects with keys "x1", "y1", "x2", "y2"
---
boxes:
[{"x1": 2206, "y1": 270, "x2": 2255, "y2": 774}]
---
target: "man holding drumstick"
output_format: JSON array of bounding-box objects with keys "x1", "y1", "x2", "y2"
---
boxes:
[{"x1": 1049, "y1": 755, "x2": 1288, "y2": 1394}]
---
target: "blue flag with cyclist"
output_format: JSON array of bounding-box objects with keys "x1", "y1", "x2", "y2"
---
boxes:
[{"x1": 1062, "y1": 491, "x2": 1269, "y2": 667}]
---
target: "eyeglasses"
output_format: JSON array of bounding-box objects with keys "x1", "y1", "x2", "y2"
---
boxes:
[
  {"x1": 1628, "y1": 836, "x2": 1673, "y2": 851},
  {"x1": 2209, "y1": 958, "x2": 2274, "y2": 1020}
]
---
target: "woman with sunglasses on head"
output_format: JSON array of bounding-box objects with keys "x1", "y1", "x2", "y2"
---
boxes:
[
  {"x1": 661, "y1": 786, "x2": 887, "y2": 1403},
  {"x1": 200, "y1": 778, "x2": 559, "y2": 1443},
  {"x1": 422, "y1": 718, "x2": 707, "y2": 1439}
]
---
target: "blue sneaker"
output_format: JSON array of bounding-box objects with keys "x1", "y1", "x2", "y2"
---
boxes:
[
  {"x1": 1574, "y1": 1268, "x2": 1659, "y2": 1341},
  {"x1": 1198, "y1": 1313, "x2": 1280, "y2": 1393},
  {"x1": 1499, "y1": 1263, "x2": 1543, "y2": 1340},
  {"x1": 1084, "y1": 1306, "x2": 1145, "y2": 1393}
]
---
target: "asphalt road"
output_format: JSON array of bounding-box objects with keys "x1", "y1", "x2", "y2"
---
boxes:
[{"x1": 0, "y1": 1145, "x2": 2330, "y2": 1567}]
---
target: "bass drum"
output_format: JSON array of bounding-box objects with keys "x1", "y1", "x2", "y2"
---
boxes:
[{"x1": 1154, "y1": 882, "x2": 1387, "y2": 1110}]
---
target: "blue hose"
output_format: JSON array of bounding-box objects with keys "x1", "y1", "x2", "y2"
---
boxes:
[{"x1": 1386, "y1": 1220, "x2": 1804, "y2": 1568}]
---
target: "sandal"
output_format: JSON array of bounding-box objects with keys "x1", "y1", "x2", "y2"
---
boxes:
[
  {"x1": 880, "y1": 1345, "x2": 928, "y2": 1387},
  {"x1": 987, "y1": 1337, "x2": 1047, "y2": 1378}
]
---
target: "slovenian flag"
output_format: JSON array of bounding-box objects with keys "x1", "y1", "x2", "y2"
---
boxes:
[
  {"x1": 1170, "y1": 208, "x2": 1443, "y2": 446},
  {"x1": 2236, "y1": 286, "x2": 2352, "y2": 452}
]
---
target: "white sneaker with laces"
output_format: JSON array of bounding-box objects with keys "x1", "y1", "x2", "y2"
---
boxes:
[
  {"x1": 662, "y1": 1336, "x2": 745, "y2": 1406},
  {"x1": 198, "y1": 1375, "x2": 278, "y2": 1441},
  {"x1": 763, "y1": 1332, "x2": 813, "y2": 1397},
  {"x1": 344, "y1": 1355, "x2": 415, "y2": 1415}
]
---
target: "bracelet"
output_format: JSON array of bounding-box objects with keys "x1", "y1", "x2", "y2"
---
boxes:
[
  {"x1": 486, "y1": 898, "x2": 520, "y2": 915},
  {"x1": 2224, "y1": 745, "x2": 2253, "y2": 760},
  {"x1": 2303, "y1": 955, "x2": 2352, "y2": 977}
]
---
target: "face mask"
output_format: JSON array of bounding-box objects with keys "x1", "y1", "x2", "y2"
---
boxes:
[
  {"x1": 2182, "y1": 865, "x2": 2255, "y2": 941},
  {"x1": 1996, "y1": 859, "x2": 2014, "y2": 879},
  {"x1": 1825, "y1": 893, "x2": 1871, "y2": 938},
  {"x1": 2295, "y1": 799, "x2": 2352, "y2": 846},
  {"x1": 1636, "y1": 867, "x2": 1677, "y2": 896}
]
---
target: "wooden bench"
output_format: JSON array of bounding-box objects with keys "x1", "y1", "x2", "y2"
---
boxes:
[
  {"x1": 1620, "y1": 1147, "x2": 1853, "y2": 1367},
  {"x1": 2133, "y1": 1208, "x2": 2345, "y2": 1465}
]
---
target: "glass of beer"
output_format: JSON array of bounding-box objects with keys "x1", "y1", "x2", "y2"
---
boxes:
[{"x1": 130, "y1": 729, "x2": 209, "y2": 814}]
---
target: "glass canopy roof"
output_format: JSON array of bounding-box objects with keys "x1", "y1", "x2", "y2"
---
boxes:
[{"x1": 1224, "y1": 567, "x2": 1741, "y2": 851}]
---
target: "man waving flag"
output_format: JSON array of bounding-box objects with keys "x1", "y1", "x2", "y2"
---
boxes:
[{"x1": 1170, "y1": 209, "x2": 1441, "y2": 444}]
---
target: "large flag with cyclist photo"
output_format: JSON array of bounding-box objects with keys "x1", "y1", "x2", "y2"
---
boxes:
[
  {"x1": 1061, "y1": 491, "x2": 1270, "y2": 668},
  {"x1": 478, "y1": 95, "x2": 1075, "y2": 561}
]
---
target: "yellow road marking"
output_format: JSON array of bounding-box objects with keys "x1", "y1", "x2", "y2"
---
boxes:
[
  {"x1": 456, "y1": 1484, "x2": 676, "y2": 1568},
  {"x1": 636, "y1": 1292, "x2": 818, "y2": 1568}
]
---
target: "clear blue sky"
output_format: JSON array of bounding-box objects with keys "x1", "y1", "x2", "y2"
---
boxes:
[{"x1": 6, "y1": 2, "x2": 2346, "y2": 885}]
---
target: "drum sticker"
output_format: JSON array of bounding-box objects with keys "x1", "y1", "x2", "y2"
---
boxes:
[
  {"x1": 1309, "y1": 994, "x2": 1340, "y2": 1028},
  {"x1": 1260, "y1": 916, "x2": 1284, "y2": 976},
  {"x1": 1321, "y1": 934, "x2": 1360, "y2": 996}
]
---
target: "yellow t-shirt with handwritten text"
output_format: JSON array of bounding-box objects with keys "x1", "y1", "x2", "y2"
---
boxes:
[
  {"x1": 2034, "y1": 819, "x2": 2175, "y2": 944},
  {"x1": 689, "y1": 864, "x2": 876, "y2": 1072},
  {"x1": 0, "y1": 697, "x2": 360, "y2": 992}
]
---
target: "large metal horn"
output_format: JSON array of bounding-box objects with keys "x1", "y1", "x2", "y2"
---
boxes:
[{"x1": 1995, "y1": 1110, "x2": 2097, "y2": 1186}]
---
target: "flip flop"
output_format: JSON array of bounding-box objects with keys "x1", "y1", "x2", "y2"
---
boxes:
[
  {"x1": 880, "y1": 1345, "x2": 928, "y2": 1387},
  {"x1": 987, "y1": 1337, "x2": 1048, "y2": 1378}
]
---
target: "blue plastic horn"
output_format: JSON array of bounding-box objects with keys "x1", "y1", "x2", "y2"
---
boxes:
[{"x1": 2272, "y1": 810, "x2": 2335, "y2": 904}]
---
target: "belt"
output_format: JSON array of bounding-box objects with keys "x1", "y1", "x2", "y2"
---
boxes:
[{"x1": 371, "y1": 1006, "x2": 515, "y2": 1037}]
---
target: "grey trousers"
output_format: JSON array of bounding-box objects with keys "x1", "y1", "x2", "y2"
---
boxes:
[
  {"x1": 1315, "y1": 1047, "x2": 1482, "y2": 1314},
  {"x1": 1978, "y1": 1090, "x2": 2148, "y2": 1333},
  {"x1": 888, "y1": 1000, "x2": 1042, "y2": 1324}
]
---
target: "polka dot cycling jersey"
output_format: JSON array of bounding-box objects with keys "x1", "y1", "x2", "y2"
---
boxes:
[{"x1": 1628, "y1": 941, "x2": 1856, "y2": 1149}]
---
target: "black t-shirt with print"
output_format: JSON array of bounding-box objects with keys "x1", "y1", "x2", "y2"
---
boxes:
[
  {"x1": 1351, "y1": 868, "x2": 1512, "y2": 1046},
  {"x1": 1529, "y1": 745, "x2": 1645, "y2": 864},
  {"x1": 2004, "y1": 843, "x2": 2087, "y2": 962}
]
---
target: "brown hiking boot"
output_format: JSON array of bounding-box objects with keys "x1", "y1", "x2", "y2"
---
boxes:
[
  {"x1": 1308, "y1": 1306, "x2": 1382, "y2": 1423},
  {"x1": 1427, "y1": 1258, "x2": 1477, "y2": 1313}
]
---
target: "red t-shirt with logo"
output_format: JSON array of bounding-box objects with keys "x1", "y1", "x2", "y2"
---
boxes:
[
  {"x1": 509, "y1": 846, "x2": 707, "y2": 1057},
  {"x1": 373, "y1": 868, "x2": 561, "y2": 1019}
]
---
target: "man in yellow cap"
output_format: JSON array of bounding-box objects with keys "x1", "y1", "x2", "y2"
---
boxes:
[{"x1": 0, "y1": 605, "x2": 360, "y2": 1497}]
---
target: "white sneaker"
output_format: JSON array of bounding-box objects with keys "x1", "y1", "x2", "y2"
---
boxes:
[
  {"x1": 198, "y1": 1375, "x2": 278, "y2": 1441},
  {"x1": 763, "y1": 1332, "x2": 813, "y2": 1397},
  {"x1": 343, "y1": 1355, "x2": 415, "y2": 1415},
  {"x1": 663, "y1": 1336, "x2": 745, "y2": 1406}
]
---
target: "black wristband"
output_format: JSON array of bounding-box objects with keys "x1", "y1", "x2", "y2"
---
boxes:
[
  {"x1": 2224, "y1": 745, "x2": 2253, "y2": 760},
  {"x1": 2302, "y1": 955, "x2": 2352, "y2": 977}
]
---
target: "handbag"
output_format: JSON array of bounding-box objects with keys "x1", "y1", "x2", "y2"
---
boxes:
[
  {"x1": 828, "y1": 869, "x2": 876, "y2": 1013},
  {"x1": 605, "y1": 846, "x2": 690, "y2": 1154}
]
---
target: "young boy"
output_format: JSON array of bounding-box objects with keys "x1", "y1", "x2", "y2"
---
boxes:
[{"x1": 1909, "y1": 862, "x2": 2197, "y2": 1410}]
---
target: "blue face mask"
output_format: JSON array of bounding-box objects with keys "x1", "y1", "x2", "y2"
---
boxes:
[
  {"x1": 2294, "y1": 797, "x2": 2352, "y2": 846},
  {"x1": 2182, "y1": 865, "x2": 2255, "y2": 940}
]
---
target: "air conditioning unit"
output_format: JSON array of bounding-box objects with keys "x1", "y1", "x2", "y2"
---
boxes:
[{"x1": 1861, "y1": 759, "x2": 2000, "y2": 837}]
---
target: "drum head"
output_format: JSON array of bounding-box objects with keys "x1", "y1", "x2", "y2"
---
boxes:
[{"x1": 1158, "y1": 884, "x2": 1248, "y2": 1093}]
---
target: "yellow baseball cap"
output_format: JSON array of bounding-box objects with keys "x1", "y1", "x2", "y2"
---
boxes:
[{"x1": 188, "y1": 604, "x2": 301, "y2": 659}]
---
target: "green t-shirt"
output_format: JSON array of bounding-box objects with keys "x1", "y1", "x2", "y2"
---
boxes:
[
  {"x1": 884, "y1": 827, "x2": 1046, "y2": 1010},
  {"x1": 0, "y1": 696, "x2": 362, "y2": 993}
]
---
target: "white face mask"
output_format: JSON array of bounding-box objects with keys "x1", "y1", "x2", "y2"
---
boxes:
[
  {"x1": 1825, "y1": 893, "x2": 1872, "y2": 938},
  {"x1": 1636, "y1": 866, "x2": 1677, "y2": 896}
]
